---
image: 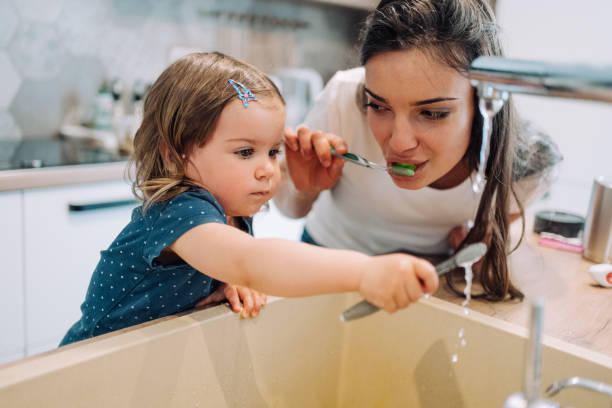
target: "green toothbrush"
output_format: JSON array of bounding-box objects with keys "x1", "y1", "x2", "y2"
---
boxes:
[{"x1": 330, "y1": 146, "x2": 415, "y2": 176}]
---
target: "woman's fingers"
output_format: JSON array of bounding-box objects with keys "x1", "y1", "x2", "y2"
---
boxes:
[
  {"x1": 296, "y1": 125, "x2": 314, "y2": 156},
  {"x1": 284, "y1": 126, "x2": 299, "y2": 151},
  {"x1": 311, "y1": 131, "x2": 332, "y2": 167}
]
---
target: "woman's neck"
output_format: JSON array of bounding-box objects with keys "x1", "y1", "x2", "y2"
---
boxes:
[{"x1": 429, "y1": 158, "x2": 471, "y2": 190}]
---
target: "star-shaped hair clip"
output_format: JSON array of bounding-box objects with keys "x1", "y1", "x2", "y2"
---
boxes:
[{"x1": 228, "y1": 79, "x2": 258, "y2": 108}]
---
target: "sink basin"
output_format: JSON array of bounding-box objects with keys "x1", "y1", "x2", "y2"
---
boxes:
[{"x1": 0, "y1": 295, "x2": 610, "y2": 407}]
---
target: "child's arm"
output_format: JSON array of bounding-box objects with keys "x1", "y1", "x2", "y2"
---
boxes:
[{"x1": 170, "y1": 222, "x2": 438, "y2": 313}]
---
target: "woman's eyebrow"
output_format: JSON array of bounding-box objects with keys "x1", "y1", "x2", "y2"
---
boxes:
[
  {"x1": 364, "y1": 87, "x2": 388, "y2": 103},
  {"x1": 413, "y1": 97, "x2": 459, "y2": 106},
  {"x1": 365, "y1": 87, "x2": 458, "y2": 106}
]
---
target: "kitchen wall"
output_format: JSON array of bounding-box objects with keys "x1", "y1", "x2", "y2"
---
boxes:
[{"x1": 0, "y1": 0, "x2": 367, "y2": 161}]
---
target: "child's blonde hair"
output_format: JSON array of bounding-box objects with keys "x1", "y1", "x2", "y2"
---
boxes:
[{"x1": 131, "y1": 52, "x2": 284, "y2": 207}]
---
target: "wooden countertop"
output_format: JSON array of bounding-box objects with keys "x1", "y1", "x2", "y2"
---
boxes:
[{"x1": 434, "y1": 217, "x2": 612, "y2": 357}]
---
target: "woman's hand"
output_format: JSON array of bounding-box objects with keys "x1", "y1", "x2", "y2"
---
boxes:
[
  {"x1": 358, "y1": 254, "x2": 439, "y2": 313},
  {"x1": 283, "y1": 125, "x2": 347, "y2": 195},
  {"x1": 195, "y1": 283, "x2": 267, "y2": 318}
]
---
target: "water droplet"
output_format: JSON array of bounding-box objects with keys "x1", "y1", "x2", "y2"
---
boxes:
[
  {"x1": 451, "y1": 354, "x2": 458, "y2": 363},
  {"x1": 461, "y1": 339, "x2": 467, "y2": 347},
  {"x1": 423, "y1": 293, "x2": 431, "y2": 300},
  {"x1": 458, "y1": 328, "x2": 464, "y2": 338}
]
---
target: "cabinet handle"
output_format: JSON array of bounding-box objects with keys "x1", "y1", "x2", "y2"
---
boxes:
[{"x1": 68, "y1": 199, "x2": 138, "y2": 212}]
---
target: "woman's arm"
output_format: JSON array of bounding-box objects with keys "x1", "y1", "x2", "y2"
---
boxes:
[{"x1": 170, "y1": 222, "x2": 438, "y2": 313}]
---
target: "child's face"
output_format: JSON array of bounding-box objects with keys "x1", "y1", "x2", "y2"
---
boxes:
[
  {"x1": 185, "y1": 97, "x2": 285, "y2": 217},
  {"x1": 364, "y1": 48, "x2": 474, "y2": 190}
]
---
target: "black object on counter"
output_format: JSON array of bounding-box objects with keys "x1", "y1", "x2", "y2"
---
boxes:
[
  {"x1": 533, "y1": 210, "x2": 585, "y2": 238},
  {"x1": 68, "y1": 199, "x2": 138, "y2": 212}
]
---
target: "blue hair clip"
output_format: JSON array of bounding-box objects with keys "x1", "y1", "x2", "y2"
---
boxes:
[{"x1": 228, "y1": 79, "x2": 258, "y2": 108}]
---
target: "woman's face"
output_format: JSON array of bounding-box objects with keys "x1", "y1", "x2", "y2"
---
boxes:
[
  {"x1": 364, "y1": 48, "x2": 475, "y2": 190},
  {"x1": 184, "y1": 97, "x2": 285, "y2": 217}
]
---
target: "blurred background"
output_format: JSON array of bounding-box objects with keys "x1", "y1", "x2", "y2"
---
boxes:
[{"x1": 0, "y1": 0, "x2": 368, "y2": 166}]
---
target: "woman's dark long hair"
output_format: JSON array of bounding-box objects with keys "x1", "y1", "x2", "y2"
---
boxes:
[{"x1": 360, "y1": 0, "x2": 524, "y2": 301}]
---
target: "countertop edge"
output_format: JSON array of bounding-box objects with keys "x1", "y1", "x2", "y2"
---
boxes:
[{"x1": 0, "y1": 161, "x2": 130, "y2": 192}]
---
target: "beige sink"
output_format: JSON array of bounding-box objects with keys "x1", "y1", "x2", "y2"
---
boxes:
[{"x1": 1, "y1": 295, "x2": 611, "y2": 407}]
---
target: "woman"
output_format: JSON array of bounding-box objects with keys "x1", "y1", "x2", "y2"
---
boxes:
[{"x1": 274, "y1": 0, "x2": 560, "y2": 301}]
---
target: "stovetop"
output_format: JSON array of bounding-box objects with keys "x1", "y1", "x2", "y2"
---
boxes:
[{"x1": 0, "y1": 138, "x2": 129, "y2": 171}]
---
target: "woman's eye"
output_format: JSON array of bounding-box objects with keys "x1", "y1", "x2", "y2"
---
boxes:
[
  {"x1": 421, "y1": 110, "x2": 450, "y2": 120},
  {"x1": 269, "y1": 148, "x2": 282, "y2": 158},
  {"x1": 365, "y1": 102, "x2": 387, "y2": 112},
  {"x1": 235, "y1": 148, "x2": 254, "y2": 158}
]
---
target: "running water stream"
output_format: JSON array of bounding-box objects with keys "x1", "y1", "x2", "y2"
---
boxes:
[{"x1": 451, "y1": 260, "x2": 476, "y2": 363}]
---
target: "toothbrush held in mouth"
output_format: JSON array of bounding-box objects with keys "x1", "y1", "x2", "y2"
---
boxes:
[{"x1": 330, "y1": 146, "x2": 416, "y2": 176}]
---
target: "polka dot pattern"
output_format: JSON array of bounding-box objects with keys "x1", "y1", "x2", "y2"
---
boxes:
[{"x1": 59, "y1": 188, "x2": 253, "y2": 346}]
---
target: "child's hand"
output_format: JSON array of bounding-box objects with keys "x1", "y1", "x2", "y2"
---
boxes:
[
  {"x1": 195, "y1": 283, "x2": 267, "y2": 318},
  {"x1": 359, "y1": 254, "x2": 439, "y2": 313},
  {"x1": 224, "y1": 284, "x2": 267, "y2": 318},
  {"x1": 284, "y1": 125, "x2": 347, "y2": 195}
]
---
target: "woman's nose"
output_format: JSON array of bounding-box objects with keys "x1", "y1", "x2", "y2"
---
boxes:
[{"x1": 388, "y1": 117, "x2": 418, "y2": 152}]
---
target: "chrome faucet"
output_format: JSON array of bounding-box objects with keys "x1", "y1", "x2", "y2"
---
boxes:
[
  {"x1": 546, "y1": 376, "x2": 612, "y2": 398},
  {"x1": 502, "y1": 297, "x2": 559, "y2": 408},
  {"x1": 469, "y1": 56, "x2": 612, "y2": 103},
  {"x1": 468, "y1": 57, "x2": 612, "y2": 195}
]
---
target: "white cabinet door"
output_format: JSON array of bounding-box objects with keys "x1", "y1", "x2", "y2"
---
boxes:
[
  {"x1": 0, "y1": 191, "x2": 25, "y2": 364},
  {"x1": 23, "y1": 180, "x2": 137, "y2": 355}
]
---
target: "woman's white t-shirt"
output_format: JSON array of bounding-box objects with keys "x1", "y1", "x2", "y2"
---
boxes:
[{"x1": 303, "y1": 67, "x2": 550, "y2": 256}]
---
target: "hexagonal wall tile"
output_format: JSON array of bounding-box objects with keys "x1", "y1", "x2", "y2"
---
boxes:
[
  {"x1": 10, "y1": 54, "x2": 105, "y2": 137},
  {"x1": 0, "y1": 2, "x2": 18, "y2": 47},
  {"x1": 55, "y1": 0, "x2": 110, "y2": 57},
  {"x1": 11, "y1": 0, "x2": 64, "y2": 23},
  {"x1": 0, "y1": 52, "x2": 21, "y2": 109},
  {"x1": 8, "y1": 22, "x2": 68, "y2": 80}
]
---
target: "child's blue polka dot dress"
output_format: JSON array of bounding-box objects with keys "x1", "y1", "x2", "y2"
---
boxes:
[{"x1": 60, "y1": 188, "x2": 252, "y2": 346}]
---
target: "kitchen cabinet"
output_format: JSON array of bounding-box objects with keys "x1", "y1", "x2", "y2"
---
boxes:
[
  {"x1": 0, "y1": 191, "x2": 25, "y2": 364},
  {"x1": 22, "y1": 180, "x2": 136, "y2": 355}
]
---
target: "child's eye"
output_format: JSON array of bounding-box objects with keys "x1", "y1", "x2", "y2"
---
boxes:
[
  {"x1": 421, "y1": 110, "x2": 450, "y2": 120},
  {"x1": 235, "y1": 148, "x2": 254, "y2": 158},
  {"x1": 269, "y1": 148, "x2": 282, "y2": 158}
]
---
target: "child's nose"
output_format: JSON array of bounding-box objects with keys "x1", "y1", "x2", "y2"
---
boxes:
[{"x1": 255, "y1": 158, "x2": 276, "y2": 180}]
